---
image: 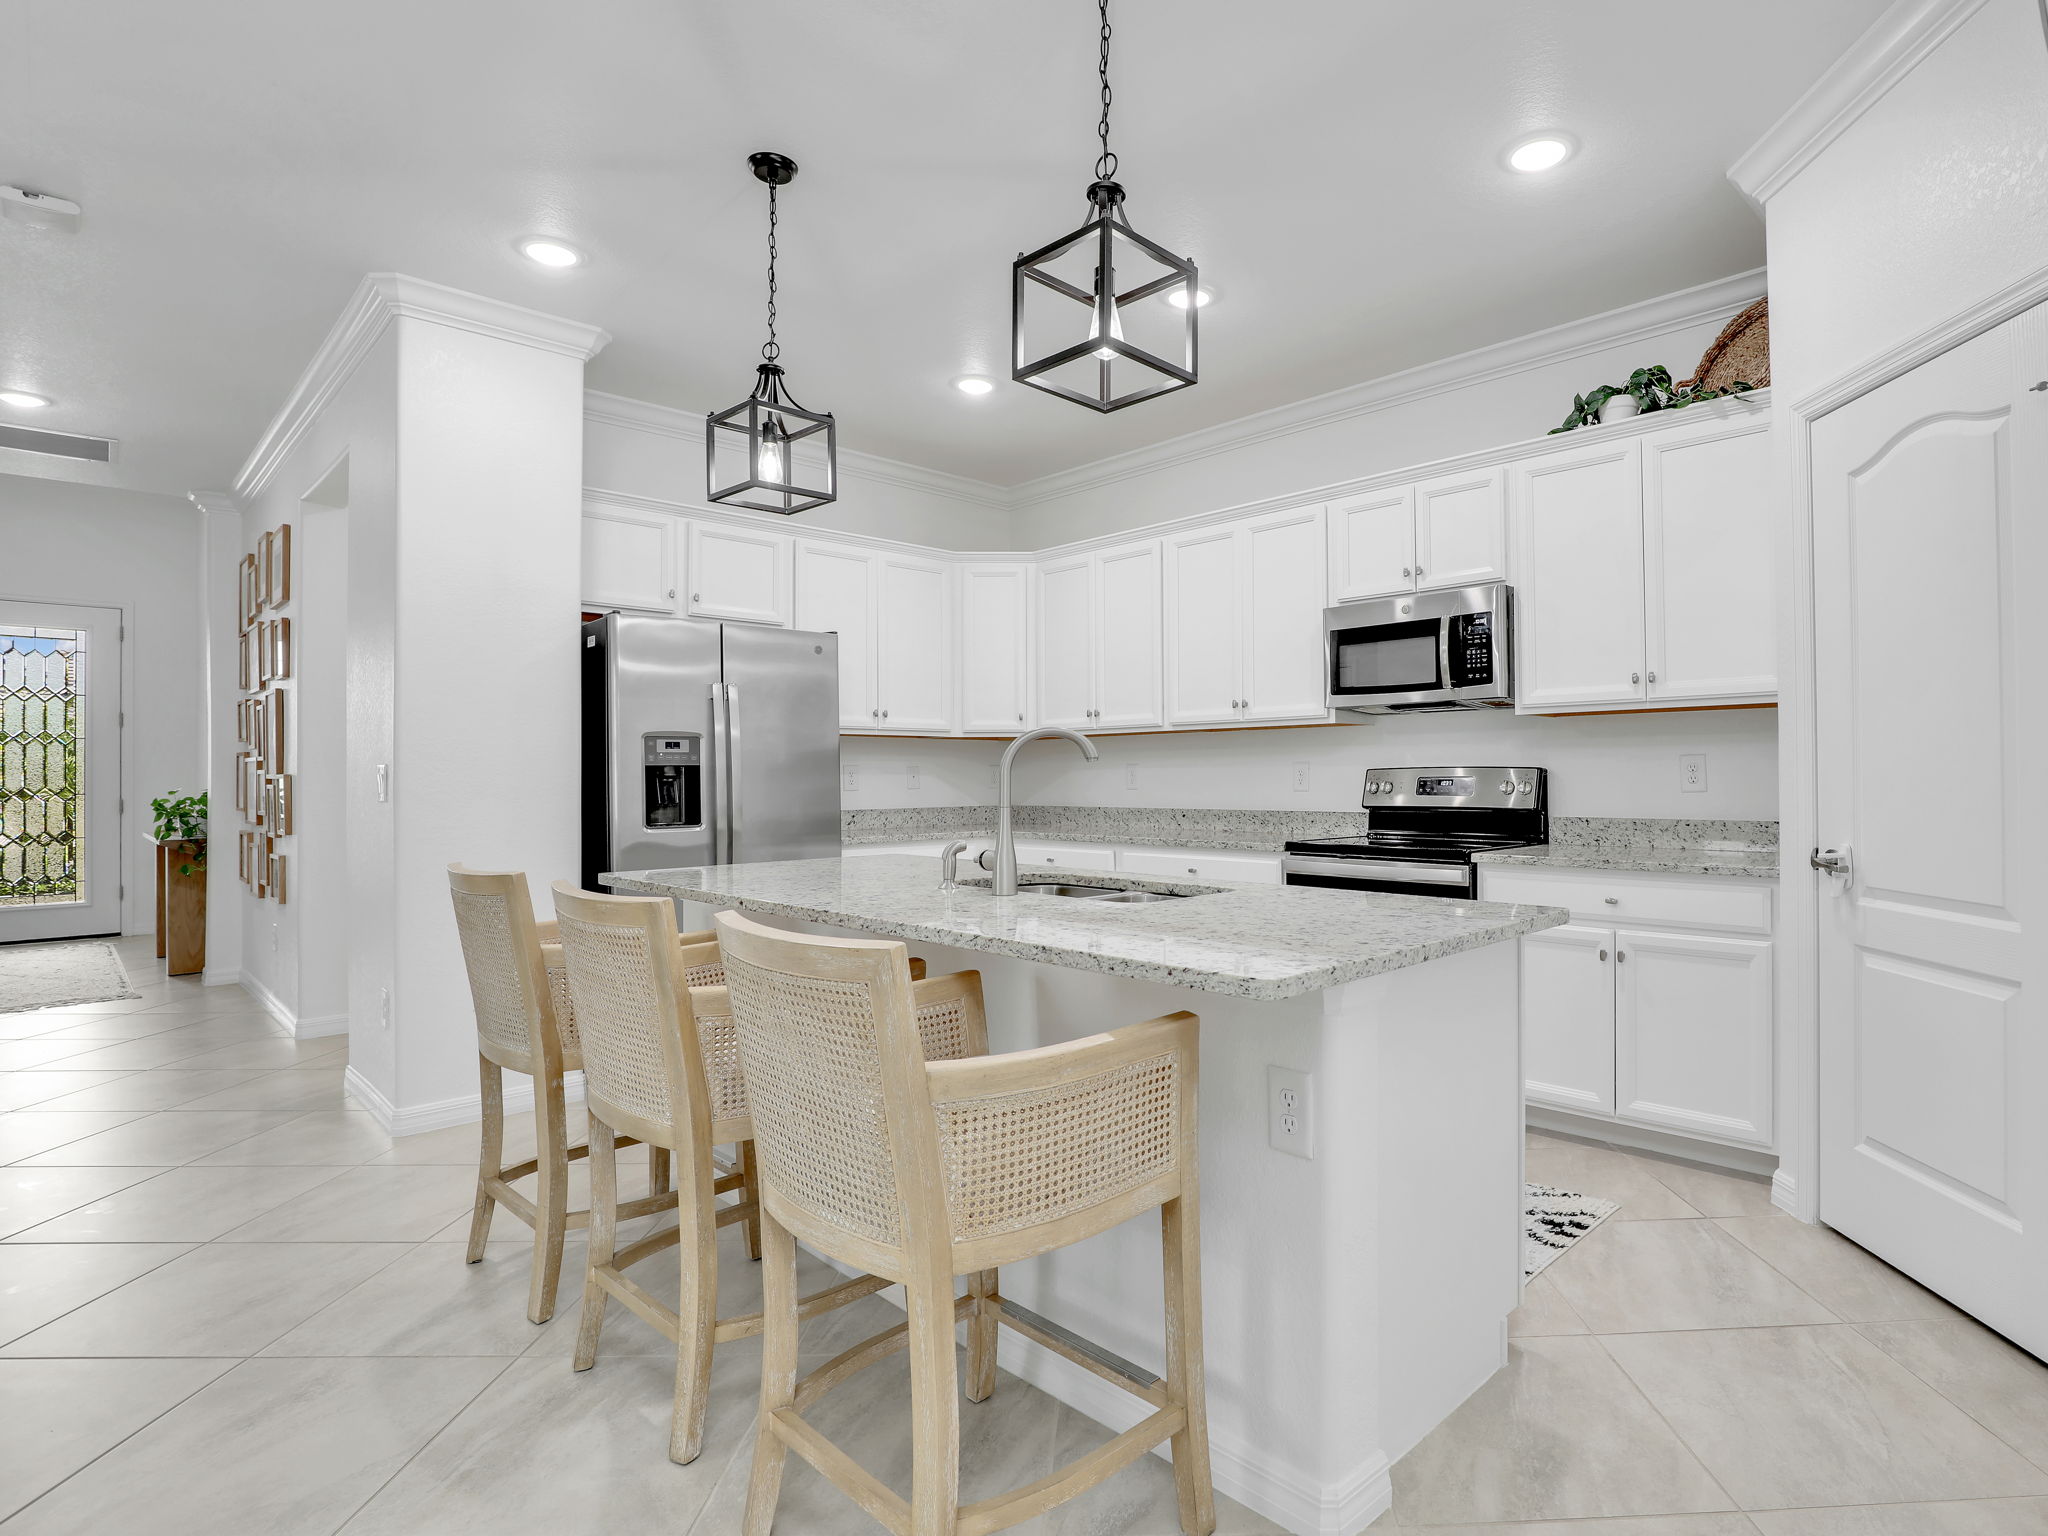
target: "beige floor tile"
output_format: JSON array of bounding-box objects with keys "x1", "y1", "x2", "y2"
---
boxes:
[
  {"x1": 24, "y1": 1012, "x2": 243, "y2": 1042},
  {"x1": 172, "y1": 1066, "x2": 350, "y2": 1114},
  {"x1": 0, "y1": 1013, "x2": 102, "y2": 1040},
  {"x1": 264, "y1": 1239, "x2": 581, "y2": 1356},
  {"x1": 1546, "y1": 1220, "x2": 1836, "y2": 1333},
  {"x1": 1857, "y1": 1317, "x2": 2048, "y2": 1472},
  {"x1": 1523, "y1": 1140, "x2": 1706, "y2": 1221},
  {"x1": 1603, "y1": 1325, "x2": 2048, "y2": 1510},
  {"x1": 370, "y1": 1102, "x2": 590, "y2": 1165},
  {"x1": 1040, "y1": 1399, "x2": 1281, "y2": 1535},
  {"x1": 216, "y1": 1162, "x2": 478, "y2": 1242},
  {"x1": 4, "y1": 1164, "x2": 352, "y2": 1243},
  {"x1": 0, "y1": 1357, "x2": 234, "y2": 1520},
  {"x1": 1389, "y1": 1336, "x2": 1733, "y2": 1525},
  {"x1": 0, "y1": 1242, "x2": 194, "y2": 1344},
  {"x1": 192, "y1": 1107, "x2": 395, "y2": 1165},
  {"x1": 0, "y1": 1240, "x2": 410, "y2": 1356},
  {"x1": 0, "y1": 1355, "x2": 507, "y2": 1536},
  {"x1": 0, "y1": 1071, "x2": 140, "y2": 1111},
  {"x1": 171, "y1": 1035, "x2": 347, "y2": 1070},
  {"x1": 0, "y1": 1039, "x2": 108, "y2": 1069},
  {"x1": 0, "y1": 1165, "x2": 161, "y2": 1239},
  {"x1": 1509, "y1": 1273, "x2": 1590, "y2": 1337},
  {"x1": 1639, "y1": 1160, "x2": 1783, "y2": 1219},
  {"x1": 0, "y1": 1109, "x2": 150, "y2": 1163},
  {"x1": 25, "y1": 1066, "x2": 280, "y2": 1112},
  {"x1": 1749, "y1": 1499, "x2": 2048, "y2": 1534},
  {"x1": 25, "y1": 1032, "x2": 254, "y2": 1071},
  {"x1": 15, "y1": 1109, "x2": 302, "y2": 1165},
  {"x1": 1716, "y1": 1219, "x2": 1961, "y2": 1324}
]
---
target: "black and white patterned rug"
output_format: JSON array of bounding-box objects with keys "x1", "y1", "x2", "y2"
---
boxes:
[{"x1": 1524, "y1": 1183, "x2": 1620, "y2": 1278}]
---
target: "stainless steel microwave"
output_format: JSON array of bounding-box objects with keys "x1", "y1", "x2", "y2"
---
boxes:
[{"x1": 1324, "y1": 582, "x2": 1516, "y2": 715}]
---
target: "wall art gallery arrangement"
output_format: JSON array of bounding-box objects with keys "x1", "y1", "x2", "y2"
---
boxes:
[{"x1": 233, "y1": 523, "x2": 293, "y2": 902}]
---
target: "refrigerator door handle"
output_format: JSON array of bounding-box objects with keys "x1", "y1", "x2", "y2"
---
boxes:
[
  {"x1": 711, "y1": 681, "x2": 733, "y2": 864},
  {"x1": 724, "y1": 683, "x2": 742, "y2": 865}
]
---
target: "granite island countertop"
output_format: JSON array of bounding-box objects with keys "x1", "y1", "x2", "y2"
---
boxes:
[
  {"x1": 604, "y1": 854, "x2": 1568, "y2": 1002},
  {"x1": 1473, "y1": 845, "x2": 1782, "y2": 879}
]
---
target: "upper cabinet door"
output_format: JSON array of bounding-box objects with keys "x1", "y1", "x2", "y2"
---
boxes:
[
  {"x1": 1327, "y1": 488, "x2": 1416, "y2": 601},
  {"x1": 794, "y1": 541, "x2": 877, "y2": 731},
  {"x1": 1512, "y1": 438, "x2": 1647, "y2": 709},
  {"x1": 959, "y1": 564, "x2": 1032, "y2": 735},
  {"x1": 1035, "y1": 556, "x2": 1095, "y2": 729},
  {"x1": 876, "y1": 555, "x2": 954, "y2": 734},
  {"x1": 582, "y1": 509, "x2": 676, "y2": 613},
  {"x1": 1414, "y1": 466, "x2": 1507, "y2": 590},
  {"x1": 1240, "y1": 506, "x2": 1331, "y2": 723},
  {"x1": 1163, "y1": 525, "x2": 1242, "y2": 726},
  {"x1": 1093, "y1": 541, "x2": 1164, "y2": 729},
  {"x1": 1643, "y1": 419, "x2": 1776, "y2": 702},
  {"x1": 687, "y1": 521, "x2": 792, "y2": 627}
]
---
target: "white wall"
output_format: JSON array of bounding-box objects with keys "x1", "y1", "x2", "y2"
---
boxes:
[
  {"x1": 0, "y1": 474, "x2": 205, "y2": 934},
  {"x1": 838, "y1": 737, "x2": 1001, "y2": 811}
]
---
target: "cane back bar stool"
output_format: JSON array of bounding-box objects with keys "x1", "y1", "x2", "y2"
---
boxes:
[
  {"x1": 714, "y1": 908, "x2": 1215, "y2": 1536},
  {"x1": 446, "y1": 865, "x2": 682, "y2": 1324}
]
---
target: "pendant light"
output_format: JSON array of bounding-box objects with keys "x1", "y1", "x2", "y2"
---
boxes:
[
  {"x1": 1012, "y1": 0, "x2": 1198, "y2": 413},
  {"x1": 707, "y1": 151, "x2": 837, "y2": 515}
]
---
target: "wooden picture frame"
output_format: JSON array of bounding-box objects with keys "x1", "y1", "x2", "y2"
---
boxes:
[
  {"x1": 275, "y1": 523, "x2": 292, "y2": 605},
  {"x1": 241, "y1": 553, "x2": 261, "y2": 626},
  {"x1": 258, "y1": 530, "x2": 276, "y2": 609},
  {"x1": 255, "y1": 620, "x2": 274, "y2": 685},
  {"x1": 267, "y1": 687, "x2": 286, "y2": 770},
  {"x1": 270, "y1": 616, "x2": 292, "y2": 680},
  {"x1": 269, "y1": 773, "x2": 295, "y2": 835},
  {"x1": 254, "y1": 834, "x2": 271, "y2": 898},
  {"x1": 272, "y1": 852, "x2": 288, "y2": 905},
  {"x1": 233, "y1": 752, "x2": 249, "y2": 813},
  {"x1": 238, "y1": 630, "x2": 254, "y2": 690},
  {"x1": 237, "y1": 830, "x2": 249, "y2": 884},
  {"x1": 250, "y1": 695, "x2": 268, "y2": 769}
]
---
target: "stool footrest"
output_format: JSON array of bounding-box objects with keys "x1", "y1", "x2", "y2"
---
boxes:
[
  {"x1": 958, "y1": 1405, "x2": 1186, "y2": 1536},
  {"x1": 996, "y1": 1295, "x2": 1166, "y2": 1408}
]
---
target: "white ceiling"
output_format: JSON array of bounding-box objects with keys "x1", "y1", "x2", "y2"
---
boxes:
[{"x1": 0, "y1": 0, "x2": 1886, "y2": 499}]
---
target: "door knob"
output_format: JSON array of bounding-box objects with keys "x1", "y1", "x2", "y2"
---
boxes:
[{"x1": 1810, "y1": 847, "x2": 1852, "y2": 877}]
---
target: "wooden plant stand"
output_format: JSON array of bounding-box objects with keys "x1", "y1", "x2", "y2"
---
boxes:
[{"x1": 154, "y1": 838, "x2": 207, "y2": 976}]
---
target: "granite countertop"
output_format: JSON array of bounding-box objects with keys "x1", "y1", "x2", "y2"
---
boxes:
[
  {"x1": 604, "y1": 855, "x2": 1567, "y2": 1002},
  {"x1": 1473, "y1": 845, "x2": 1781, "y2": 878}
]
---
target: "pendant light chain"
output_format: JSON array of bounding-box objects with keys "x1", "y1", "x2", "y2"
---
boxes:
[
  {"x1": 1094, "y1": 0, "x2": 1117, "y2": 183},
  {"x1": 762, "y1": 183, "x2": 780, "y2": 364}
]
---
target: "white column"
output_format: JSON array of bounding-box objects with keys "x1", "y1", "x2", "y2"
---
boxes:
[{"x1": 189, "y1": 492, "x2": 246, "y2": 986}]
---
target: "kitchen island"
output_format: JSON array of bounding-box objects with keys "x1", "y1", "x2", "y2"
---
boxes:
[{"x1": 605, "y1": 854, "x2": 1567, "y2": 1536}]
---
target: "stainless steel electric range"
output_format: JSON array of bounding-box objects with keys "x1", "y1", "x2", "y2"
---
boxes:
[{"x1": 1280, "y1": 765, "x2": 1548, "y2": 898}]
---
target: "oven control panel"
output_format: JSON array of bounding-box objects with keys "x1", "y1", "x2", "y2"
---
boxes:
[
  {"x1": 1447, "y1": 612, "x2": 1496, "y2": 687},
  {"x1": 1361, "y1": 766, "x2": 1545, "y2": 808}
]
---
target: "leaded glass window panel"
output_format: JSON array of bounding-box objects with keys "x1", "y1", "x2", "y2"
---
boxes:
[{"x1": 0, "y1": 628, "x2": 83, "y2": 906}]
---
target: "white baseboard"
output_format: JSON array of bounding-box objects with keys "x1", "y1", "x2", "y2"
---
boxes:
[
  {"x1": 201, "y1": 967, "x2": 243, "y2": 988},
  {"x1": 344, "y1": 1064, "x2": 586, "y2": 1137},
  {"x1": 1527, "y1": 1106, "x2": 1778, "y2": 1177},
  {"x1": 1771, "y1": 1167, "x2": 1811, "y2": 1221},
  {"x1": 291, "y1": 1012, "x2": 349, "y2": 1040},
  {"x1": 204, "y1": 969, "x2": 347, "y2": 1040}
]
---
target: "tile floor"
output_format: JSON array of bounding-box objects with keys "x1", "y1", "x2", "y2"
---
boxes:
[{"x1": 2, "y1": 935, "x2": 2045, "y2": 1535}]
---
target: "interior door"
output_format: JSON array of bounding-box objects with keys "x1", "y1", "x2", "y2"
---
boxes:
[
  {"x1": 1162, "y1": 525, "x2": 1241, "y2": 726},
  {"x1": 1813, "y1": 307, "x2": 2047, "y2": 1355},
  {"x1": 0, "y1": 601, "x2": 123, "y2": 942}
]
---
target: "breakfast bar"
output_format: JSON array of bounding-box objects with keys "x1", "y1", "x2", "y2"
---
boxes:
[{"x1": 607, "y1": 854, "x2": 1566, "y2": 1535}]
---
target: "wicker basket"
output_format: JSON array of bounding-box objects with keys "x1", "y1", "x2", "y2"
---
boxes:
[{"x1": 1684, "y1": 298, "x2": 1769, "y2": 391}]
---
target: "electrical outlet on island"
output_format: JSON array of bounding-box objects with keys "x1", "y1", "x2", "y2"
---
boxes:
[{"x1": 1267, "y1": 1066, "x2": 1314, "y2": 1158}]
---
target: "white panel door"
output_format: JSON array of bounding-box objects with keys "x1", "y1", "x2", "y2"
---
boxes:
[
  {"x1": 1413, "y1": 466, "x2": 1507, "y2": 590},
  {"x1": 1521, "y1": 923, "x2": 1616, "y2": 1116},
  {"x1": 1813, "y1": 310, "x2": 2048, "y2": 1355},
  {"x1": 1240, "y1": 506, "x2": 1331, "y2": 722},
  {"x1": 1512, "y1": 438, "x2": 1646, "y2": 709},
  {"x1": 1615, "y1": 929, "x2": 1773, "y2": 1147},
  {"x1": 686, "y1": 521, "x2": 791, "y2": 627},
  {"x1": 959, "y1": 564, "x2": 1032, "y2": 735},
  {"x1": 1035, "y1": 556, "x2": 1095, "y2": 729},
  {"x1": 794, "y1": 542, "x2": 876, "y2": 731},
  {"x1": 876, "y1": 555, "x2": 954, "y2": 733},
  {"x1": 581, "y1": 510, "x2": 676, "y2": 612},
  {"x1": 1163, "y1": 525, "x2": 1241, "y2": 726},
  {"x1": 1327, "y1": 488, "x2": 1415, "y2": 601},
  {"x1": 1093, "y1": 542, "x2": 1163, "y2": 730},
  {"x1": 1644, "y1": 419, "x2": 1777, "y2": 701}
]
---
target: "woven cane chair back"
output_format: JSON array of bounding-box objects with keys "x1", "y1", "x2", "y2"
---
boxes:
[{"x1": 447, "y1": 865, "x2": 556, "y2": 1072}]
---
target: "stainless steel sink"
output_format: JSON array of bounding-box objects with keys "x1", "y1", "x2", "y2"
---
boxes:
[
  {"x1": 1017, "y1": 882, "x2": 1188, "y2": 902},
  {"x1": 1092, "y1": 889, "x2": 1184, "y2": 903}
]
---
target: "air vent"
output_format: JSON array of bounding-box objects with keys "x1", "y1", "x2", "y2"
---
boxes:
[{"x1": 0, "y1": 424, "x2": 115, "y2": 463}]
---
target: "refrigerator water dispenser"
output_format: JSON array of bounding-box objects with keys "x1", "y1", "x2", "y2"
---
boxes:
[{"x1": 642, "y1": 733, "x2": 701, "y2": 828}]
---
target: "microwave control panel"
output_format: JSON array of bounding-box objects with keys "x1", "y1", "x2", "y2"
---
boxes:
[{"x1": 1447, "y1": 612, "x2": 1495, "y2": 688}]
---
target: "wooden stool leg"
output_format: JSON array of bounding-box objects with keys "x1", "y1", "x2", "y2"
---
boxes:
[
  {"x1": 1161, "y1": 1195, "x2": 1215, "y2": 1536},
  {"x1": 647, "y1": 1145, "x2": 672, "y2": 1197},
  {"x1": 573, "y1": 1117, "x2": 619, "y2": 1371},
  {"x1": 906, "y1": 1273, "x2": 963, "y2": 1536},
  {"x1": 740, "y1": 1138, "x2": 764, "y2": 1261},
  {"x1": 741, "y1": 1209, "x2": 800, "y2": 1536},
  {"x1": 669, "y1": 1160, "x2": 721, "y2": 1465},
  {"x1": 465, "y1": 1057, "x2": 504, "y2": 1264},
  {"x1": 527, "y1": 1067, "x2": 570, "y2": 1324},
  {"x1": 964, "y1": 1268, "x2": 998, "y2": 1404}
]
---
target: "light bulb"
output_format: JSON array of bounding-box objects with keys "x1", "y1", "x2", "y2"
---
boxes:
[
  {"x1": 1506, "y1": 137, "x2": 1574, "y2": 173},
  {"x1": 0, "y1": 390, "x2": 51, "y2": 408},
  {"x1": 516, "y1": 237, "x2": 584, "y2": 268},
  {"x1": 756, "y1": 436, "x2": 784, "y2": 483},
  {"x1": 1165, "y1": 287, "x2": 1211, "y2": 310},
  {"x1": 1092, "y1": 302, "x2": 1125, "y2": 362}
]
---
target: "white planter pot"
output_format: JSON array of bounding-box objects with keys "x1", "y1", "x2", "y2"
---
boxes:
[{"x1": 1599, "y1": 394, "x2": 1641, "y2": 424}]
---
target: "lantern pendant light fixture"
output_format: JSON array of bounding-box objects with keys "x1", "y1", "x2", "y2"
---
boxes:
[
  {"x1": 707, "y1": 151, "x2": 837, "y2": 515},
  {"x1": 1012, "y1": 0, "x2": 1198, "y2": 413}
]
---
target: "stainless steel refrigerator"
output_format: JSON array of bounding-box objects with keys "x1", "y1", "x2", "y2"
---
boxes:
[{"x1": 581, "y1": 614, "x2": 841, "y2": 888}]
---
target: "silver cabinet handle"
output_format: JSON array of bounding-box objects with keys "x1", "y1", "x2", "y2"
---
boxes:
[
  {"x1": 1401, "y1": 567, "x2": 1412, "y2": 578},
  {"x1": 692, "y1": 592, "x2": 701, "y2": 602},
  {"x1": 1414, "y1": 566, "x2": 1423, "y2": 578},
  {"x1": 1616, "y1": 949, "x2": 1627, "y2": 963},
  {"x1": 1631, "y1": 671, "x2": 1641, "y2": 684},
  {"x1": 1647, "y1": 670, "x2": 1656, "y2": 683},
  {"x1": 1603, "y1": 896, "x2": 1618, "y2": 905},
  {"x1": 667, "y1": 588, "x2": 676, "y2": 599},
  {"x1": 1187, "y1": 867, "x2": 1198, "y2": 875},
  {"x1": 1598, "y1": 949, "x2": 1609, "y2": 961},
  {"x1": 1016, "y1": 712, "x2": 1024, "y2": 721},
  {"x1": 881, "y1": 709, "x2": 888, "y2": 719}
]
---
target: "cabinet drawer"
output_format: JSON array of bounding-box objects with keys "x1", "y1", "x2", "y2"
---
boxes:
[
  {"x1": 1119, "y1": 849, "x2": 1283, "y2": 885},
  {"x1": 1012, "y1": 841, "x2": 1119, "y2": 872},
  {"x1": 1480, "y1": 867, "x2": 1773, "y2": 935}
]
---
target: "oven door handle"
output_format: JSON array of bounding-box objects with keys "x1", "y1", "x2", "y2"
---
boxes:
[{"x1": 1282, "y1": 855, "x2": 1471, "y2": 885}]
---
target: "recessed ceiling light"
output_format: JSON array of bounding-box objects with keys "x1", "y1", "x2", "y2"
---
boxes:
[
  {"x1": 1165, "y1": 287, "x2": 1214, "y2": 310},
  {"x1": 516, "y1": 237, "x2": 584, "y2": 268},
  {"x1": 1506, "y1": 136, "x2": 1575, "y2": 174},
  {"x1": 952, "y1": 376, "x2": 995, "y2": 396},
  {"x1": 0, "y1": 390, "x2": 51, "y2": 409}
]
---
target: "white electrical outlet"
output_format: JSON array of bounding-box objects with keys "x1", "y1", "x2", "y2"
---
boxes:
[
  {"x1": 269, "y1": 923, "x2": 278, "y2": 953},
  {"x1": 1267, "y1": 1066, "x2": 1314, "y2": 1158},
  {"x1": 906, "y1": 763, "x2": 921, "y2": 792},
  {"x1": 1292, "y1": 761, "x2": 1311, "y2": 793},
  {"x1": 1680, "y1": 752, "x2": 1708, "y2": 793},
  {"x1": 375, "y1": 763, "x2": 389, "y2": 803},
  {"x1": 842, "y1": 765, "x2": 859, "y2": 793},
  {"x1": 1125, "y1": 764, "x2": 1140, "y2": 791},
  {"x1": 378, "y1": 987, "x2": 391, "y2": 1031}
]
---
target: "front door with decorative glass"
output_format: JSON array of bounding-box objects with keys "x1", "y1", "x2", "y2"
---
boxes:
[{"x1": 0, "y1": 601, "x2": 123, "y2": 943}]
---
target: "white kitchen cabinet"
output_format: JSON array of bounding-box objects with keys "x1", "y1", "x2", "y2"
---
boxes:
[
  {"x1": 1012, "y1": 841, "x2": 1119, "y2": 872},
  {"x1": 1165, "y1": 507, "x2": 1328, "y2": 727},
  {"x1": 1118, "y1": 848, "x2": 1284, "y2": 884},
  {"x1": 687, "y1": 521, "x2": 792, "y2": 627},
  {"x1": 794, "y1": 541, "x2": 877, "y2": 730},
  {"x1": 959, "y1": 564, "x2": 1033, "y2": 735},
  {"x1": 582, "y1": 508, "x2": 677, "y2": 613},
  {"x1": 1616, "y1": 927, "x2": 1774, "y2": 1147},
  {"x1": 1327, "y1": 488, "x2": 1414, "y2": 601},
  {"x1": 1522, "y1": 923, "x2": 1618, "y2": 1118},
  {"x1": 876, "y1": 554, "x2": 954, "y2": 733},
  {"x1": 1034, "y1": 542, "x2": 1163, "y2": 732},
  {"x1": 1035, "y1": 556, "x2": 1094, "y2": 729},
  {"x1": 1642, "y1": 418, "x2": 1776, "y2": 702},
  {"x1": 1414, "y1": 465, "x2": 1507, "y2": 590},
  {"x1": 1512, "y1": 436, "x2": 1647, "y2": 709}
]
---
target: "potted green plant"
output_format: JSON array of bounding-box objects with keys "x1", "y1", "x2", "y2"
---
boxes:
[
  {"x1": 1551, "y1": 365, "x2": 1756, "y2": 433},
  {"x1": 151, "y1": 790, "x2": 208, "y2": 875}
]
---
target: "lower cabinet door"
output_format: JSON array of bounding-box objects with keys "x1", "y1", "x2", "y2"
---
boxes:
[
  {"x1": 1011, "y1": 841, "x2": 1118, "y2": 872},
  {"x1": 1522, "y1": 923, "x2": 1616, "y2": 1116},
  {"x1": 1118, "y1": 849, "x2": 1284, "y2": 884},
  {"x1": 1615, "y1": 928, "x2": 1774, "y2": 1147}
]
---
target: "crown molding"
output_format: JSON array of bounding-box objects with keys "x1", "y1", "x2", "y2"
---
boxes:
[
  {"x1": 1728, "y1": 0, "x2": 1991, "y2": 208},
  {"x1": 234, "y1": 273, "x2": 613, "y2": 500},
  {"x1": 1003, "y1": 269, "x2": 1768, "y2": 511},
  {"x1": 187, "y1": 490, "x2": 240, "y2": 518},
  {"x1": 579, "y1": 485, "x2": 1024, "y2": 564},
  {"x1": 583, "y1": 390, "x2": 1011, "y2": 512}
]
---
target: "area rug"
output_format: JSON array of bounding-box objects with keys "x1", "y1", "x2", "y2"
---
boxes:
[
  {"x1": 0, "y1": 941, "x2": 140, "y2": 1013},
  {"x1": 1524, "y1": 1184, "x2": 1620, "y2": 1279}
]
